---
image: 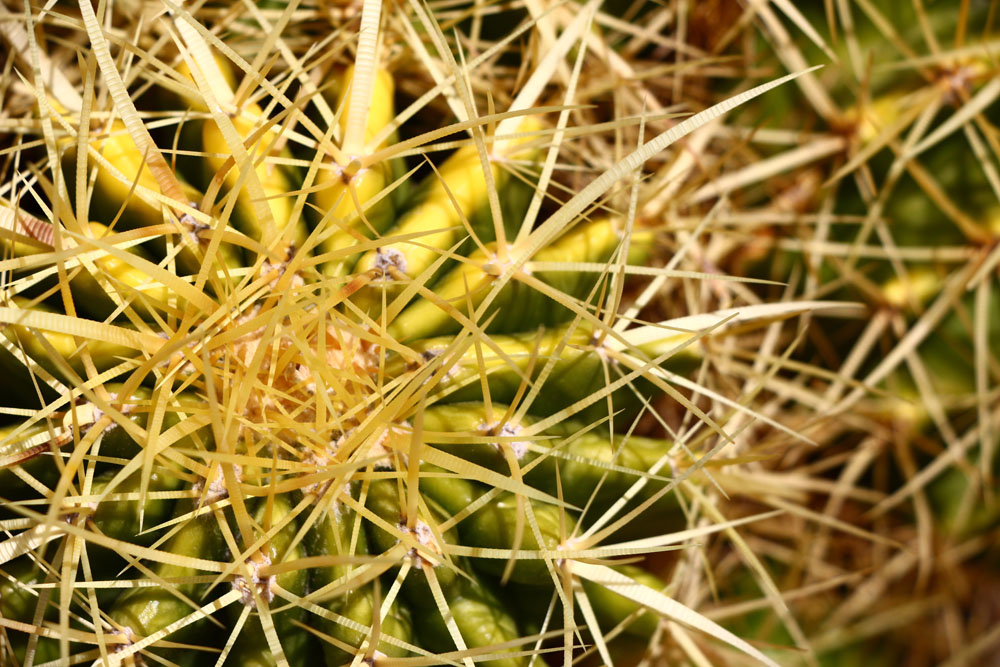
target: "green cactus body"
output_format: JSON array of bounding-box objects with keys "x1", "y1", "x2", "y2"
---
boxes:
[
  {"x1": 0, "y1": 559, "x2": 50, "y2": 624},
  {"x1": 322, "y1": 585, "x2": 414, "y2": 664},
  {"x1": 108, "y1": 509, "x2": 226, "y2": 655},
  {"x1": 90, "y1": 467, "x2": 183, "y2": 543},
  {"x1": 580, "y1": 565, "x2": 665, "y2": 639},
  {"x1": 419, "y1": 404, "x2": 682, "y2": 528},
  {"x1": 462, "y1": 493, "x2": 571, "y2": 585},
  {"x1": 413, "y1": 577, "x2": 526, "y2": 667}
]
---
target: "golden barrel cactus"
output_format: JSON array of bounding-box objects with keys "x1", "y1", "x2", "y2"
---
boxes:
[{"x1": 0, "y1": 1, "x2": 833, "y2": 665}]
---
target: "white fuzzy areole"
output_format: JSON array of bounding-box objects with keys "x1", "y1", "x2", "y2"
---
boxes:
[
  {"x1": 194, "y1": 463, "x2": 242, "y2": 505},
  {"x1": 113, "y1": 627, "x2": 148, "y2": 666},
  {"x1": 399, "y1": 519, "x2": 442, "y2": 568},
  {"x1": 481, "y1": 420, "x2": 529, "y2": 460},
  {"x1": 232, "y1": 553, "x2": 275, "y2": 608},
  {"x1": 373, "y1": 247, "x2": 407, "y2": 279}
]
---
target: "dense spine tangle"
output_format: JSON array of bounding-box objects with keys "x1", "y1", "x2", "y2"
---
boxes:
[{"x1": 0, "y1": 2, "x2": 845, "y2": 667}]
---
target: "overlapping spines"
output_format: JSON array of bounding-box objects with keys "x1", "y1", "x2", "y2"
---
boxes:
[{"x1": 0, "y1": 2, "x2": 824, "y2": 666}]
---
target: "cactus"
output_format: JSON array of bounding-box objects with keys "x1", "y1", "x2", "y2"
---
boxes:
[{"x1": 0, "y1": 2, "x2": 879, "y2": 667}]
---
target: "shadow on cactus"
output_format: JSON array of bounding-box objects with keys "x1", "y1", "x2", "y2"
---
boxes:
[{"x1": 0, "y1": 2, "x2": 846, "y2": 666}]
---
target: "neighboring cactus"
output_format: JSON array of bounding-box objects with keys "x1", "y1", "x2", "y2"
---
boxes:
[{"x1": 688, "y1": 2, "x2": 1000, "y2": 665}]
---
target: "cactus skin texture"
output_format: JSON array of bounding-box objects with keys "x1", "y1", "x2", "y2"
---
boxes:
[{"x1": 0, "y1": 4, "x2": 810, "y2": 667}]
